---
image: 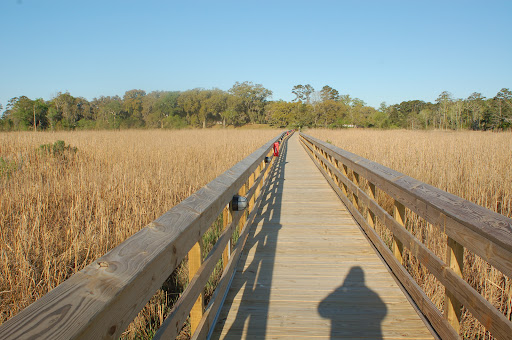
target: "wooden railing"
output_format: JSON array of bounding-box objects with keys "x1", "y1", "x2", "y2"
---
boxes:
[
  {"x1": 0, "y1": 131, "x2": 293, "y2": 340},
  {"x1": 299, "y1": 133, "x2": 512, "y2": 340}
]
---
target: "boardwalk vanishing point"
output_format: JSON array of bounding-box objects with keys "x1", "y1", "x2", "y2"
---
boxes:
[{"x1": 211, "y1": 134, "x2": 435, "y2": 339}]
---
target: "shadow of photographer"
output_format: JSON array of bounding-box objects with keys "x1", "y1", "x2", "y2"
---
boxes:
[{"x1": 318, "y1": 266, "x2": 387, "y2": 339}]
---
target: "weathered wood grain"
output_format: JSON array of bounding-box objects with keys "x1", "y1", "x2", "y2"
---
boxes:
[
  {"x1": 188, "y1": 241, "x2": 204, "y2": 334},
  {"x1": 445, "y1": 237, "x2": 463, "y2": 333},
  {"x1": 300, "y1": 134, "x2": 512, "y2": 279},
  {"x1": 154, "y1": 135, "x2": 291, "y2": 340},
  {"x1": 211, "y1": 134, "x2": 434, "y2": 340},
  {"x1": 301, "y1": 133, "x2": 512, "y2": 340},
  {"x1": 191, "y1": 132, "x2": 293, "y2": 340},
  {"x1": 222, "y1": 205, "x2": 231, "y2": 270},
  {"x1": 393, "y1": 200, "x2": 405, "y2": 265},
  {"x1": 300, "y1": 138, "x2": 458, "y2": 340},
  {"x1": 368, "y1": 182, "x2": 377, "y2": 229},
  {"x1": 152, "y1": 207, "x2": 244, "y2": 340}
]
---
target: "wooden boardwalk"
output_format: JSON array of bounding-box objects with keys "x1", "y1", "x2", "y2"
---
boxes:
[{"x1": 211, "y1": 134, "x2": 435, "y2": 339}]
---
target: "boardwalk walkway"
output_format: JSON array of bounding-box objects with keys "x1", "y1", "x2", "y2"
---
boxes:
[{"x1": 211, "y1": 134, "x2": 435, "y2": 339}]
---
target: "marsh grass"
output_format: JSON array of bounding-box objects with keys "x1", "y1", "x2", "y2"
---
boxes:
[{"x1": 0, "y1": 129, "x2": 278, "y2": 337}]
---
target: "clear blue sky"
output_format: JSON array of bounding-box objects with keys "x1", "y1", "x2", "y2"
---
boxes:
[{"x1": 1, "y1": 0, "x2": 511, "y2": 111}]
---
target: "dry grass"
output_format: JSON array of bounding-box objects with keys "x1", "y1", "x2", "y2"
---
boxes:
[
  {"x1": 307, "y1": 128, "x2": 512, "y2": 339},
  {"x1": 0, "y1": 129, "x2": 279, "y2": 337}
]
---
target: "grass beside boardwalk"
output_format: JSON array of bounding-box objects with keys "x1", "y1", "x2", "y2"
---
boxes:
[{"x1": 0, "y1": 129, "x2": 279, "y2": 338}]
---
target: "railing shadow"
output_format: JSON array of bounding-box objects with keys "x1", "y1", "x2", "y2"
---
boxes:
[
  {"x1": 318, "y1": 266, "x2": 387, "y2": 339},
  {"x1": 212, "y1": 141, "x2": 288, "y2": 339}
]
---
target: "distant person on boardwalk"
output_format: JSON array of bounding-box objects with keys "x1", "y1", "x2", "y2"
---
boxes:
[{"x1": 318, "y1": 266, "x2": 387, "y2": 339}]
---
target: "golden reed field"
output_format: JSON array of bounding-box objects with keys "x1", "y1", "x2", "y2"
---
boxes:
[
  {"x1": 0, "y1": 129, "x2": 279, "y2": 338},
  {"x1": 308, "y1": 129, "x2": 512, "y2": 339},
  {"x1": 1, "y1": 128, "x2": 511, "y2": 339}
]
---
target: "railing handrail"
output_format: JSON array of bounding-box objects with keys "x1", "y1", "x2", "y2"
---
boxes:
[
  {"x1": 0, "y1": 131, "x2": 290, "y2": 340},
  {"x1": 299, "y1": 132, "x2": 512, "y2": 340},
  {"x1": 300, "y1": 133, "x2": 512, "y2": 275}
]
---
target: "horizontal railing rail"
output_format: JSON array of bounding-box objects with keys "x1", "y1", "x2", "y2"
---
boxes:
[
  {"x1": 0, "y1": 130, "x2": 293, "y2": 340},
  {"x1": 299, "y1": 132, "x2": 512, "y2": 340}
]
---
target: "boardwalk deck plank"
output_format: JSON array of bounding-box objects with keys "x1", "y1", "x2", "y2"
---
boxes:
[{"x1": 211, "y1": 134, "x2": 435, "y2": 340}]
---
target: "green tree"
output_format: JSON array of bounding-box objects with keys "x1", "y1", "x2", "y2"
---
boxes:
[
  {"x1": 222, "y1": 94, "x2": 242, "y2": 127},
  {"x1": 494, "y1": 88, "x2": 512, "y2": 129},
  {"x1": 481, "y1": 105, "x2": 499, "y2": 130},
  {"x1": 229, "y1": 81, "x2": 272, "y2": 124},
  {"x1": 320, "y1": 85, "x2": 340, "y2": 102},
  {"x1": 339, "y1": 94, "x2": 352, "y2": 106},
  {"x1": 153, "y1": 91, "x2": 182, "y2": 128},
  {"x1": 435, "y1": 91, "x2": 453, "y2": 129},
  {"x1": 51, "y1": 92, "x2": 82, "y2": 128},
  {"x1": 291, "y1": 102, "x2": 314, "y2": 129},
  {"x1": 122, "y1": 89, "x2": 146, "y2": 126},
  {"x1": 140, "y1": 91, "x2": 181, "y2": 128},
  {"x1": 314, "y1": 100, "x2": 347, "y2": 127},
  {"x1": 292, "y1": 84, "x2": 314, "y2": 103},
  {"x1": 141, "y1": 91, "x2": 163, "y2": 122},
  {"x1": 3, "y1": 96, "x2": 48, "y2": 130},
  {"x1": 178, "y1": 89, "x2": 202, "y2": 125},
  {"x1": 266, "y1": 101, "x2": 295, "y2": 127},
  {"x1": 91, "y1": 96, "x2": 123, "y2": 129},
  {"x1": 200, "y1": 89, "x2": 228, "y2": 128},
  {"x1": 197, "y1": 90, "x2": 212, "y2": 128},
  {"x1": 33, "y1": 98, "x2": 49, "y2": 130},
  {"x1": 5, "y1": 96, "x2": 33, "y2": 129},
  {"x1": 465, "y1": 92, "x2": 486, "y2": 130},
  {"x1": 368, "y1": 103, "x2": 390, "y2": 128}
]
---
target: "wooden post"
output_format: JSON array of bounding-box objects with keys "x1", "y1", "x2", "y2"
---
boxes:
[
  {"x1": 255, "y1": 162, "x2": 263, "y2": 199},
  {"x1": 238, "y1": 182, "x2": 247, "y2": 233},
  {"x1": 393, "y1": 200, "x2": 405, "y2": 264},
  {"x1": 222, "y1": 205, "x2": 231, "y2": 270},
  {"x1": 188, "y1": 241, "x2": 203, "y2": 334},
  {"x1": 323, "y1": 151, "x2": 328, "y2": 171},
  {"x1": 328, "y1": 156, "x2": 335, "y2": 180},
  {"x1": 249, "y1": 170, "x2": 256, "y2": 213},
  {"x1": 332, "y1": 159, "x2": 339, "y2": 186},
  {"x1": 445, "y1": 237, "x2": 464, "y2": 333},
  {"x1": 326, "y1": 156, "x2": 333, "y2": 179},
  {"x1": 352, "y1": 171, "x2": 360, "y2": 210},
  {"x1": 367, "y1": 182, "x2": 376, "y2": 229},
  {"x1": 340, "y1": 164, "x2": 349, "y2": 197}
]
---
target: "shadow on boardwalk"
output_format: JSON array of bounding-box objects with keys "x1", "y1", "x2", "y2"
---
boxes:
[
  {"x1": 318, "y1": 266, "x2": 387, "y2": 339},
  {"x1": 212, "y1": 140, "x2": 288, "y2": 339}
]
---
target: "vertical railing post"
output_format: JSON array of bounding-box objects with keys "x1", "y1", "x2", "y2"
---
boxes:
[
  {"x1": 340, "y1": 164, "x2": 349, "y2": 197},
  {"x1": 393, "y1": 200, "x2": 405, "y2": 264},
  {"x1": 188, "y1": 241, "x2": 203, "y2": 334},
  {"x1": 352, "y1": 171, "x2": 360, "y2": 210},
  {"x1": 333, "y1": 159, "x2": 340, "y2": 186},
  {"x1": 327, "y1": 155, "x2": 335, "y2": 180},
  {"x1": 256, "y1": 161, "x2": 263, "y2": 199},
  {"x1": 367, "y1": 182, "x2": 376, "y2": 229},
  {"x1": 249, "y1": 169, "x2": 256, "y2": 213},
  {"x1": 222, "y1": 205, "x2": 231, "y2": 269},
  {"x1": 445, "y1": 237, "x2": 464, "y2": 333},
  {"x1": 238, "y1": 181, "x2": 247, "y2": 233},
  {"x1": 323, "y1": 151, "x2": 329, "y2": 172}
]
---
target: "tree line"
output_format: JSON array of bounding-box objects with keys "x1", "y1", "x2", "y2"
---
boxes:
[{"x1": 1, "y1": 82, "x2": 510, "y2": 131}]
